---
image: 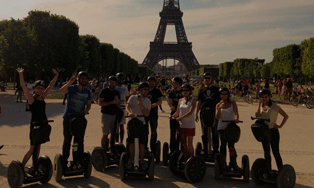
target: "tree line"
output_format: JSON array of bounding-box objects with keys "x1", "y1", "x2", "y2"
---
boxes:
[
  {"x1": 219, "y1": 37, "x2": 314, "y2": 84},
  {"x1": 0, "y1": 10, "x2": 152, "y2": 83}
]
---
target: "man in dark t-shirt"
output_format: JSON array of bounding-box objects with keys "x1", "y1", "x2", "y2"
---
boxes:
[
  {"x1": 167, "y1": 77, "x2": 183, "y2": 153},
  {"x1": 146, "y1": 76, "x2": 163, "y2": 156},
  {"x1": 285, "y1": 78, "x2": 293, "y2": 99},
  {"x1": 195, "y1": 72, "x2": 220, "y2": 156},
  {"x1": 98, "y1": 76, "x2": 120, "y2": 151}
]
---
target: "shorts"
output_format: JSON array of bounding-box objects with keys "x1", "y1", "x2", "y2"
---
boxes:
[
  {"x1": 127, "y1": 124, "x2": 148, "y2": 145},
  {"x1": 180, "y1": 128, "x2": 195, "y2": 136},
  {"x1": 101, "y1": 113, "x2": 117, "y2": 135}
]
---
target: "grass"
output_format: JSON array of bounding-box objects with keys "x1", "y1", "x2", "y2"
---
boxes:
[{"x1": 46, "y1": 93, "x2": 65, "y2": 99}]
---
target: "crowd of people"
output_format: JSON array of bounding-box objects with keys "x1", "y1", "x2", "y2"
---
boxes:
[{"x1": 15, "y1": 68, "x2": 293, "y2": 180}]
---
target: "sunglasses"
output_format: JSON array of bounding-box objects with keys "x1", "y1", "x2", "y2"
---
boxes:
[
  {"x1": 142, "y1": 88, "x2": 149, "y2": 91},
  {"x1": 220, "y1": 93, "x2": 228, "y2": 96},
  {"x1": 204, "y1": 77, "x2": 211, "y2": 79},
  {"x1": 182, "y1": 89, "x2": 189, "y2": 92}
]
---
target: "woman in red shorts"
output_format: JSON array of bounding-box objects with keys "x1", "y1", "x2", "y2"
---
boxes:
[{"x1": 170, "y1": 84, "x2": 196, "y2": 161}]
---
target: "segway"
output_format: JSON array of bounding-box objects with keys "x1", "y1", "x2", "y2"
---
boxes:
[
  {"x1": 7, "y1": 120, "x2": 54, "y2": 188},
  {"x1": 195, "y1": 108, "x2": 216, "y2": 163},
  {"x1": 144, "y1": 117, "x2": 161, "y2": 163},
  {"x1": 214, "y1": 120, "x2": 250, "y2": 182},
  {"x1": 119, "y1": 115, "x2": 154, "y2": 180},
  {"x1": 168, "y1": 118, "x2": 206, "y2": 183},
  {"x1": 53, "y1": 113, "x2": 92, "y2": 182},
  {"x1": 92, "y1": 109, "x2": 125, "y2": 171},
  {"x1": 250, "y1": 117, "x2": 296, "y2": 188},
  {"x1": 163, "y1": 126, "x2": 180, "y2": 166}
]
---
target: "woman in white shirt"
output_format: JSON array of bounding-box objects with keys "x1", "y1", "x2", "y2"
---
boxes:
[{"x1": 215, "y1": 87, "x2": 240, "y2": 170}]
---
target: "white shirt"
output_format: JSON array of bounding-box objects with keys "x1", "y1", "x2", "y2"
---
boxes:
[
  {"x1": 115, "y1": 85, "x2": 129, "y2": 105},
  {"x1": 127, "y1": 95, "x2": 151, "y2": 124},
  {"x1": 27, "y1": 83, "x2": 34, "y2": 95}
]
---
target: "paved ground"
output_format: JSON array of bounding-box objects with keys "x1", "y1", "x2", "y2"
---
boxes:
[{"x1": 0, "y1": 87, "x2": 314, "y2": 188}]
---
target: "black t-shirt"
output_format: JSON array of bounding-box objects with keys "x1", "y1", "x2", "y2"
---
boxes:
[
  {"x1": 285, "y1": 81, "x2": 292, "y2": 88},
  {"x1": 147, "y1": 87, "x2": 163, "y2": 116},
  {"x1": 99, "y1": 88, "x2": 120, "y2": 115},
  {"x1": 30, "y1": 97, "x2": 47, "y2": 126},
  {"x1": 168, "y1": 88, "x2": 182, "y2": 112},
  {"x1": 197, "y1": 85, "x2": 220, "y2": 111}
]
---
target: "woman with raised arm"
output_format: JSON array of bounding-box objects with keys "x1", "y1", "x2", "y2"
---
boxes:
[{"x1": 17, "y1": 67, "x2": 59, "y2": 167}]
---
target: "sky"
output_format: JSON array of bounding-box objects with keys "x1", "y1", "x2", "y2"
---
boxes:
[{"x1": 1, "y1": 0, "x2": 314, "y2": 66}]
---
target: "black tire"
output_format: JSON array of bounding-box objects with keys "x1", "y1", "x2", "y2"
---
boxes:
[
  {"x1": 162, "y1": 142, "x2": 169, "y2": 166},
  {"x1": 148, "y1": 153, "x2": 155, "y2": 181},
  {"x1": 214, "y1": 153, "x2": 221, "y2": 180},
  {"x1": 119, "y1": 152, "x2": 128, "y2": 180},
  {"x1": 251, "y1": 158, "x2": 266, "y2": 185},
  {"x1": 114, "y1": 143, "x2": 126, "y2": 164},
  {"x1": 241, "y1": 155, "x2": 250, "y2": 182},
  {"x1": 38, "y1": 155, "x2": 53, "y2": 184},
  {"x1": 277, "y1": 164, "x2": 296, "y2": 188},
  {"x1": 195, "y1": 142, "x2": 202, "y2": 156},
  {"x1": 290, "y1": 97, "x2": 299, "y2": 107},
  {"x1": 53, "y1": 154, "x2": 63, "y2": 182},
  {"x1": 184, "y1": 156, "x2": 206, "y2": 183},
  {"x1": 92, "y1": 147, "x2": 107, "y2": 171},
  {"x1": 155, "y1": 141, "x2": 161, "y2": 163},
  {"x1": 83, "y1": 152, "x2": 92, "y2": 178},
  {"x1": 306, "y1": 98, "x2": 314, "y2": 109},
  {"x1": 7, "y1": 160, "x2": 24, "y2": 188},
  {"x1": 169, "y1": 150, "x2": 181, "y2": 175}
]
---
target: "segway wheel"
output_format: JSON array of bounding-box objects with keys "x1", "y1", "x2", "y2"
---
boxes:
[
  {"x1": 162, "y1": 142, "x2": 169, "y2": 166},
  {"x1": 241, "y1": 155, "x2": 249, "y2": 182},
  {"x1": 83, "y1": 152, "x2": 92, "y2": 178},
  {"x1": 119, "y1": 152, "x2": 127, "y2": 180},
  {"x1": 251, "y1": 158, "x2": 266, "y2": 185},
  {"x1": 214, "y1": 153, "x2": 221, "y2": 180},
  {"x1": 7, "y1": 160, "x2": 24, "y2": 188},
  {"x1": 195, "y1": 142, "x2": 202, "y2": 156},
  {"x1": 169, "y1": 150, "x2": 181, "y2": 175},
  {"x1": 184, "y1": 156, "x2": 206, "y2": 183},
  {"x1": 92, "y1": 147, "x2": 107, "y2": 171},
  {"x1": 155, "y1": 141, "x2": 161, "y2": 163},
  {"x1": 53, "y1": 154, "x2": 63, "y2": 182},
  {"x1": 38, "y1": 155, "x2": 53, "y2": 184},
  {"x1": 277, "y1": 165, "x2": 296, "y2": 188},
  {"x1": 148, "y1": 153, "x2": 155, "y2": 181},
  {"x1": 114, "y1": 143, "x2": 126, "y2": 156}
]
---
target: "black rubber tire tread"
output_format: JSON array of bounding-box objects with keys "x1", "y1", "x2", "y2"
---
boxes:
[
  {"x1": 7, "y1": 160, "x2": 24, "y2": 188},
  {"x1": 242, "y1": 155, "x2": 250, "y2": 182},
  {"x1": 162, "y1": 142, "x2": 169, "y2": 166},
  {"x1": 214, "y1": 153, "x2": 221, "y2": 180},
  {"x1": 251, "y1": 158, "x2": 266, "y2": 185},
  {"x1": 119, "y1": 152, "x2": 127, "y2": 180},
  {"x1": 148, "y1": 153, "x2": 155, "y2": 181},
  {"x1": 53, "y1": 154, "x2": 63, "y2": 182},
  {"x1": 83, "y1": 152, "x2": 92, "y2": 178},
  {"x1": 155, "y1": 141, "x2": 161, "y2": 163},
  {"x1": 277, "y1": 164, "x2": 296, "y2": 188},
  {"x1": 306, "y1": 98, "x2": 314, "y2": 109},
  {"x1": 38, "y1": 155, "x2": 53, "y2": 184},
  {"x1": 169, "y1": 150, "x2": 181, "y2": 175},
  {"x1": 184, "y1": 156, "x2": 206, "y2": 183},
  {"x1": 92, "y1": 147, "x2": 107, "y2": 171},
  {"x1": 290, "y1": 97, "x2": 299, "y2": 107}
]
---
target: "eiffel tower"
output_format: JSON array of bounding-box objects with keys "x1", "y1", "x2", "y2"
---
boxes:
[{"x1": 142, "y1": 0, "x2": 200, "y2": 72}]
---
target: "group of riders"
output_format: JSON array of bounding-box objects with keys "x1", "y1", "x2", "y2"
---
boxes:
[{"x1": 16, "y1": 67, "x2": 289, "y2": 181}]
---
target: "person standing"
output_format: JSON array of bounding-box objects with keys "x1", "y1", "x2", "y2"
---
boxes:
[
  {"x1": 195, "y1": 72, "x2": 220, "y2": 157},
  {"x1": 115, "y1": 72, "x2": 130, "y2": 143},
  {"x1": 17, "y1": 67, "x2": 59, "y2": 167},
  {"x1": 59, "y1": 71, "x2": 92, "y2": 168},
  {"x1": 146, "y1": 76, "x2": 163, "y2": 156},
  {"x1": 167, "y1": 77, "x2": 183, "y2": 154},
  {"x1": 98, "y1": 76, "x2": 120, "y2": 151},
  {"x1": 285, "y1": 78, "x2": 293, "y2": 100}
]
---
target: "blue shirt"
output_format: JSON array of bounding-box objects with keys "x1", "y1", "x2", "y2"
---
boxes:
[{"x1": 63, "y1": 85, "x2": 91, "y2": 120}]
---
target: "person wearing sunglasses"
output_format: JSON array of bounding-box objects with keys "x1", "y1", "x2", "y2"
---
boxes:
[
  {"x1": 195, "y1": 72, "x2": 220, "y2": 157},
  {"x1": 170, "y1": 84, "x2": 196, "y2": 161},
  {"x1": 215, "y1": 87, "x2": 240, "y2": 170}
]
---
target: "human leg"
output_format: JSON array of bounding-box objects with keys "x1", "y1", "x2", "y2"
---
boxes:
[
  {"x1": 270, "y1": 129, "x2": 283, "y2": 170},
  {"x1": 62, "y1": 120, "x2": 73, "y2": 165},
  {"x1": 170, "y1": 117, "x2": 179, "y2": 153}
]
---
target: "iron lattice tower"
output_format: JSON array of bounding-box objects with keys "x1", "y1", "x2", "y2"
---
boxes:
[{"x1": 142, "y1": 0, "x2": 200, "y2": 72}]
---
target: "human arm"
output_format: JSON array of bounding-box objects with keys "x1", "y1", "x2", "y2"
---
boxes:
[
  {"x1": 215, "y1": 102, "x2": 222, "y2": 120},
  {"x1": 273, "y1": 107, "x2": 289, "y2": 129},
  {"x1": 59, "y1": 74, "x2": 76, "y2": 93},
  {"x1": 151, "y1": 97, "x2": 162, "y2": 108},
  {"x1": 195, "y1": 100, "x2": 201, "y2": 122},
  {"x1": 255, "y1": 98, "x2": 263, "y2": 117},
  {"x1": 42, "y1": 68, "x2": 59, "y2": 98},
  {"x1": 138, "y1": 97, "x2": 151, "y2": 117},
  {"x1": 169, "y1": 99, "x2": 180, "y2": 119},
  {"x1": 232, "y1": 101, "x2": 239, "y2": 123},
  {"x1": 16, "y1": 68, "x2": 34, "y2": 104}
]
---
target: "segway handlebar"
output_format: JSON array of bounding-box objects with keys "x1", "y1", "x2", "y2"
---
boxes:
[
  {"x1": 251, "y1": 117, "x2": 270, "y2": 122},
  {"x1": 68, "y1": 112, "x2": 89, "y2": 116},
  {"x1": 126, "y1": 115, "x2": 145, "y2": 118},
  {"x1": 32, "y1": 120, "x2": 54, "y2": 124},
  {"x1": 222, "y1": 120, "x2": 243, "y2": 123}
]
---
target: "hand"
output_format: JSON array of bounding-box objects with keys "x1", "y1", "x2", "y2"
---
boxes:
[
  {"x1": 16, "y1": 67, "x2": 24, "y2": 74},
  {"x1": 235, "y1": 119, "x2": 239, "y2": 123},
  {"x1": 69, "y1": 74, "x2": 77, "y2": 84},
  {"x1": 175, "y1": 117, "x2": 181, "y2": 121},
  {"x1": 83, "y1": 110, "x2": 89, "y2": 115},
  {"x1": 258, "y1": 98, "x2": 263, "y2": 105},
  {"x1": 52, "y1": 68, "x2": 58, "y2": 75},
  {"x1": 151, "y1": 103, "x2": 157, "y2": 108},
  {"x1": 112, "y1": 98, "x2": 119, "y2": 105},
  {"x1": 129, "y1": 113, "x2": 136, "y2": 119},
  {"x1": 195, "y1": 114, "x2": 199, "y2": 122},
  {"x1": 273, "y1": 123, "x2": 281, "y2": 129},
  {"x1": 170, "y1": 106, "x2": 176, "y2": 111}
]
